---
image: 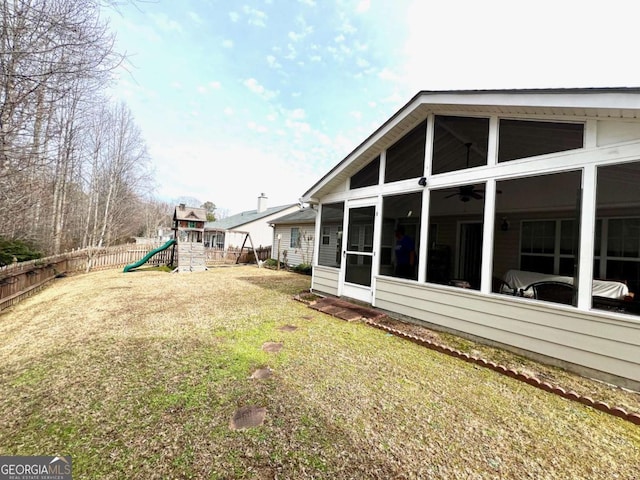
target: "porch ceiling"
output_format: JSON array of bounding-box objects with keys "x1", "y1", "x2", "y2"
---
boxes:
[{"x1": 302, "y1": 88, "x2": 640, "y2": 203}]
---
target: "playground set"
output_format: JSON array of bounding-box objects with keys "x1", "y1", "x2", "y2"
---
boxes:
[{"x1": 123, "y1": 204, "x2": 261, "y2": 273}]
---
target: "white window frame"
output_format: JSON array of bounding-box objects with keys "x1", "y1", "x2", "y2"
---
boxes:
[
  {"x1": 520, "y1": 219, "x2": 577, "y2": 275},
  {"x1": 595, "y1": 216, "x2": 640, "y2": 280},
  {"x1": 321, "y1": 226, "x2": 330, "y2": 245}
]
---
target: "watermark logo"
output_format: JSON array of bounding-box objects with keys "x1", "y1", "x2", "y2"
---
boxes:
[{"x1": 0, "y1": 456, "x2": 72, "y2": 480}]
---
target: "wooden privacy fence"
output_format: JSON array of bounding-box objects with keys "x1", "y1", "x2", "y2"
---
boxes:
[
  {"x1": 0, "y1": 253, "x2": 78, "y2": 311},
  {"x1": 0, "y1": 244, "x2": 165, "y2": 311},
  {"x1": 0, "y1": 243, "x2": 272, "y2": 311}
]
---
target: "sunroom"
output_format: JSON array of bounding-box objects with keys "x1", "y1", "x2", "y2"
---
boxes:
[{"x1": 301, "y1": 88, "x2": 640, "y2": 389}]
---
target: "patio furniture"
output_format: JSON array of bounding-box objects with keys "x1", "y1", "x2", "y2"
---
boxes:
[
  {"x1": 592, "y1": 295, "x2": 640, "y2": 315},
  {"x1": 493, "y1": 277, "x2": 517, "y2": 295},
  {"x1": 519, "y1": 281, "x2": 575, "y2": 305},
  {"x1": 503, "y1": 269, "x2": 629, "y2": 300}
]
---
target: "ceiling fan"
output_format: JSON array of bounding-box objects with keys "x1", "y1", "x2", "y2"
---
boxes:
[
  {"x1": 444, "y1": 184, "x2": 485, "y2": 202},
  {"x1": 442, "y1": 142, "x2": 500, "y2": 202}
]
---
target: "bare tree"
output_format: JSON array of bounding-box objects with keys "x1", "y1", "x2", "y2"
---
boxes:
[
  {"x1": 0, "y1": 0, "x2": 167, "y2": 257},
  {"x1": 139, "y1": 197, "x2": 172, "y2": 239},
  {"x1": 0, "y1": 0, "x2": 123, "y2": 252},
  {"x1": 86, "y1": 102, "x2": 150, "y2": 247},
  {"x1": 0, "y1": 1, "x2": 177, "y2": 259}
]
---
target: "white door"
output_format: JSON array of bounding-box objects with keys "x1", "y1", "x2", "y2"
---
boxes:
[{"x1": 341, "y1": 204, "x2": 376, "y2": 302}]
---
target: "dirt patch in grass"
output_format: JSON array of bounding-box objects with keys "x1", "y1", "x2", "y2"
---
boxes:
[
  {"x1": 278, "y1": 325, "x2": 298, "y2": 332},
  {"x1": 250, "y1": 367, "x2": 273, "y2": 380},
  {"x1": 230, "y1": 406, "x2": 267, "y2": 430},
  {"x1": 1, "y1": 267, "x2": 639, "y2": 479},
  {"x1": 262, "y1": 342, "x2": 283, "y2": 353}
]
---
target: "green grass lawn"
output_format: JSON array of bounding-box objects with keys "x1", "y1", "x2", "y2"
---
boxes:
[{"x1": 0, "y1": 267, "x2": 638, "y2": 479}]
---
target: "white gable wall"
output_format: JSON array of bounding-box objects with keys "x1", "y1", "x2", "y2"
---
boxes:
[{"x1": 226, "y1": 206, "x2": 300, "y2": 250}]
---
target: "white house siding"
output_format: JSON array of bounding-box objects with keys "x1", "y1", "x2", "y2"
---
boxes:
[
  {"x1": 271, "y1": 224, "x2": 315, "y2": 266},
  {"x1": 234, "y1": 223, "x2": 265, "y2": 248},
  {"x1": 374, "y1": 276, "x2": 640, "y2": 389},
  {"x1": 312, "y1": 266, "x2": 340, "y2": 297}
]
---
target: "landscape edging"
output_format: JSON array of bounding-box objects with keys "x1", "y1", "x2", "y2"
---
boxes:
[{"x1": 363, "y1": 318, "x2": 640, "y2": 426}]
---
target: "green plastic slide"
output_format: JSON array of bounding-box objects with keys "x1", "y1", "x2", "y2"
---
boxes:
[{"x1": 123, "y1": 239, "x2": 176, "y2": 272}]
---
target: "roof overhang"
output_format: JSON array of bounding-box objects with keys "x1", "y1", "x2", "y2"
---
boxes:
[{"x1": 301, "y1": 87, "x2": 640, "y2": 203}]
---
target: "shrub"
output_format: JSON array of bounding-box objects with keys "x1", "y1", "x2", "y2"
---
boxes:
[
  {"x1": 293, "y1": 263, "x2": 312, "y2": 275},
  {"x1": 262, "y1": 258, "x2": 278, "y2": 268},
  {"x1": 0, "y1": 237, "x2": 43, "y2": 266}
]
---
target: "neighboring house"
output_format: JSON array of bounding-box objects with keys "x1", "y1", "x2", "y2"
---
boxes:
[
  {"x1": 270, "y1": 208, "x2": 316, "y2": 266},
  {"x1": 301, "y1": 88, "x2": 640, "y2": 390},
  {"x1": 204, "y1": 194, "x2": 298, "y2": 250}
]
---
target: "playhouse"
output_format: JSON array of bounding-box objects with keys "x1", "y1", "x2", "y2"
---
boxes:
[
  {"x1": 123, "y1": 204, "x2": 208, "y2": 273},
  {"x1": 172, "y1": 204, "x2": 207, "y2": 272}
]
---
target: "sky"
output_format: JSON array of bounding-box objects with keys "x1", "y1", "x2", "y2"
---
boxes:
[{"x1": 104, "y1": 0, "x2": 639, "y2": 215}]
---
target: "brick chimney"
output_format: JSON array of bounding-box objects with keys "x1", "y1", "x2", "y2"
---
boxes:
[{"x1": 257, "y1": 193, "x2": 267, "y2": 213}]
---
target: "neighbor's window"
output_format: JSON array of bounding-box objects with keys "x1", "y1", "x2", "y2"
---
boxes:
[
  {"x1": 318, "y1": 202, "x2": 344, "y2": 268},
  {"x1": 384, "y1": 120, "x2": 426, "y2": 183},
  {"x1": 432, "y1": 116, "x2": 489, "y2": 174},
  {"x1": 379, "y1": 192, "x2": 422, "y2": 280},
  {"x1": 321, "y1": 226, "x2": 330, "y2": 245},
  {"x1": 290, "y1": 227, "x2": 300, "y2": 248},
  {"x1": 350, "y1": 156, "x2": 380, "y2": 189},
  {"x1": 498, "y1": 119, "x2": 584, "y2": 163},
  {"x1": 188, "y1": 221, "x2": 196, "y2": 228}
]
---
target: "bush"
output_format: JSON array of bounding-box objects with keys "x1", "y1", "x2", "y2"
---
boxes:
[
  {"x1": 292, "y1": 263, "x2": 312, "y2": 275},
  {"x1": 262, "y1": 258, "x2": 278, "y2": 268},
  {"x1": 0, "y1": 237, "x2": 43, "y2": 267}
]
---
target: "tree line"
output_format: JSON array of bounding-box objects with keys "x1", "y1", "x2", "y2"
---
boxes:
[{"x1": 0, "y1": 0, "x2": 173, "y2": 262}]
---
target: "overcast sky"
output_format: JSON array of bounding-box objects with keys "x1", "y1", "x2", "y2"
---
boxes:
[{"x1": 104, "y1": 0, "x2": 638, "y2": 214}]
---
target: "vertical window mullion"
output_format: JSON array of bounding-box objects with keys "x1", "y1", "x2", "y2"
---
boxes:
[
  {"x1": 554, "y1": 220, "x2": 562, "y2": 274},
  {"x1": 577, "y1": 164, "x2": 596, "y2": 309},
  {"x1": 600, "y1": 219, "x2": 608, "y2": 279},
  {"x1": 481, "y1": 180, "x2": 496, "y2": 294}
]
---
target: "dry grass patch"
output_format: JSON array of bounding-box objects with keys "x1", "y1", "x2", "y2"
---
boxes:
[
  {"x1": 373, "y1": 317, "x2": 640, "y2": 417},
  {"x1": 0, "y1": 266, "x2": 638, "y2": 479}
]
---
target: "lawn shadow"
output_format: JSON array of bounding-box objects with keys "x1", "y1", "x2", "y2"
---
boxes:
[
  {"x1": 237, "y1": 274, "x2": 310, "y2": 295},
  {"x1": 224, "y1": 367, "x2": 421, "y2": 479}
]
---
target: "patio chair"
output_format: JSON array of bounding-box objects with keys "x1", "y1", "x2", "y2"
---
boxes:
[
  {"x1": 520, "y1": 281, "x2": 575, "y2": 305},
  {"x1": 492, "y1": 277, "x2": 516, "y2": 295},
  {"x1": 592, "y1": 295, "x2": 627, "y2": 313}
]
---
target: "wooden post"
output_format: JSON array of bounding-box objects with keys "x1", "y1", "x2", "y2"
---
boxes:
[{"x1": 277, "y1": 234, "x2": 281, "y2": 270}]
